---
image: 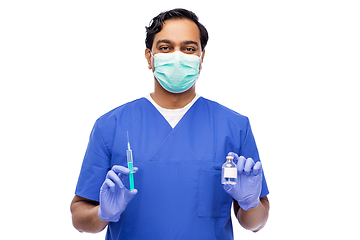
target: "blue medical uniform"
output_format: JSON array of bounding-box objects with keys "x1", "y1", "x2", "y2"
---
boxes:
[{"x1": 75, "y1": 97, "x2": 269, "y2": 240}]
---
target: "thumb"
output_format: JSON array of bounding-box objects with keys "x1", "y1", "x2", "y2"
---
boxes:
[
  {"x1": 223, "y1": 184, "x2": 235, "y2": 194},
  {"x1": 227, "y1": 152, "x2": 239, "y2": 164},
  {"x1": 124, "y1": 189, "x2": 138, "y2": 203}
]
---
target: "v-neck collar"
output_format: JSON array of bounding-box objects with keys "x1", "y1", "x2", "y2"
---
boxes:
[
  {"x1": 144, "y1": 94, "x2": 201, "y2": 129},
  {"x1": 127, "y1": 96, "x2": 216, "y2": 164}
]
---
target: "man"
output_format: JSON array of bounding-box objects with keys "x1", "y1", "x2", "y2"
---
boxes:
[{"x1": 71, "y1": 8, "x2": 269, "y2": 240}]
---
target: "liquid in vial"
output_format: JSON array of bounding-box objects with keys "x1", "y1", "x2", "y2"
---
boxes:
[{"x1": 221, "y1": 156, "x2": 237, "y2": 185}]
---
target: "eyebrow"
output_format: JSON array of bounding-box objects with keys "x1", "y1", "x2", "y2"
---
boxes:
[
  {"x1": 181, "y1": 41, "x2": 199, "y2": 47},
  {"x1": 155, "y1": 39, "x2": 172, "y2": 47},
  {"x1": 155, "y1": 39, "x2": 199, "y2": 48}
]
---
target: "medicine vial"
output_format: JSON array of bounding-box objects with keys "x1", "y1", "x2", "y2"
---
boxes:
[{"x1": 221, "y1": 156, "x2": 237, "y2": 185}]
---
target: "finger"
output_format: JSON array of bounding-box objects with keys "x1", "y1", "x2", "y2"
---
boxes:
[
  {"x1": 227, "y1": 152, "x2": 239, "y2": 164},
  {"x1": 237, "y1": 156, "x2": 246, "y2": 172},
  {"x1": 252, "y1": 161, "x2": 262, "y2": 176},
  {"x1": 107, "y1": 170, "x2": 125, "y2": 189},
  {"x1": 112, "y1": 165, "x2": 130, "y2": 176},
  {"x1": 244, "y1": 158, "x2": 255, "y2": 175},
  {"x1": 101, "y1": 178, "x2": 116, "y2": 193},
  {"x1": 132, "y1": 167, "x2": 139, "y2": 173}
]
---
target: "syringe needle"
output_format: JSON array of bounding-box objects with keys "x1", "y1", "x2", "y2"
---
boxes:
[{"x1": 127, "y1": 131, "x2": 130, "y2": 149}]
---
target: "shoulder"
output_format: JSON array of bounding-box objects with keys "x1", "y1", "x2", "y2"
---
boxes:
[
  {"x1": 200, "y1": 97, "x2": 250, "y2": 125},
  {"x1": 94, "y1": 98, "x2": 147, "y2": 130}
]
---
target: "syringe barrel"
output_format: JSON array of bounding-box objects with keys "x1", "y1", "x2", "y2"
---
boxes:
[
  {"x1": 127, "y1": 149, "x2": 134, "y2": 173},
  {"x1": 127, "y1": 149, "x2": 133, "y2": 162},
  {"x1": 126, "y1": 149, "x2": 134, "y2": 190}
]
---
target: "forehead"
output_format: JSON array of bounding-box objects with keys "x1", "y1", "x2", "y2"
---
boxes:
[{"x1": 153, "y1": 18, "x2": 201, "y2": 46}]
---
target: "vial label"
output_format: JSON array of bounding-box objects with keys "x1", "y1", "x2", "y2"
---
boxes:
[{"x1": 224, "y1": 168, "x2": 237, "y2": 178}]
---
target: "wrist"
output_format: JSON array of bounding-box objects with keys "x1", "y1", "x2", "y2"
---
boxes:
[
  {"x1": 98, "y1": 205, "x2": 122, "y2": 223},
  {"x1": 238, "y1": 197, "x2": 260, "y2": 211},
  {"x1": 97, "y1": 206, "x2": 107, "y2": 222}
]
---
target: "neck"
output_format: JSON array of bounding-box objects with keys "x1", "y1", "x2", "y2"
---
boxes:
[{"x1": 151, "y1": 78, "x2": 196, "y2": 109}]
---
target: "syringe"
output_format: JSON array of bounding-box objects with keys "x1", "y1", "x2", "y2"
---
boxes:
[{"x1": 126, "y1": 132, "x2": 134, "y2": 190}]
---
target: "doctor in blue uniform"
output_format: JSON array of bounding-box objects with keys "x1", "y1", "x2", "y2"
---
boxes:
[{"x1": 71, "y1": 8, "x2": 270, "y2": 240}]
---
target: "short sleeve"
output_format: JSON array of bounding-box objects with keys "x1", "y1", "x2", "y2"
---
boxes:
[
  {"x1": 240, "y1": 119, "x2": 269, "y2": 198},
  {"x1": 75, "y1": 119, "x2": 111, "y2": 202}
]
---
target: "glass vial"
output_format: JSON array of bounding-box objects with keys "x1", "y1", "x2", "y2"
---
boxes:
[{"x1": 221, "y1": 156, "x2": 237, "y2": 185}]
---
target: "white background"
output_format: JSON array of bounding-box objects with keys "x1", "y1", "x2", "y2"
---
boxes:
[{"x1": 1, "y1": 0, "x2": 359, "y2": 239}]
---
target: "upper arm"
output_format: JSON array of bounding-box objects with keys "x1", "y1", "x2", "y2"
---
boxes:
[{"x1": 75, "y1": 120, "x2": 111, "y2": 202}]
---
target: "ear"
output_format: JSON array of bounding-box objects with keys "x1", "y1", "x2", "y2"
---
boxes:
[
  {"x1": 145, "y1": 48, "x2": 152, "y2": 70},
  {"x1": 199, "y1": 49, "x2": 205, "y2": 71},
  {"x1": 201, "y1": 49, "x2": 205, "y2": 63}
]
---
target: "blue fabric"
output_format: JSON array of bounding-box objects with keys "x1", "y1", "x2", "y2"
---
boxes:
[{"x1": 75, "y1": 97, "x2": 269, "y2": 240}]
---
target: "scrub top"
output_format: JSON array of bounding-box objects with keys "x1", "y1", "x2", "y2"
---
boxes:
[{"x1": 75, "y1": 97, "x2": 269, "y2": 240}]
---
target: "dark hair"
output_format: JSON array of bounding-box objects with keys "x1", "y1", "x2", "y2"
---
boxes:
[{"x1": 145, "y1": 8, "x2": 209, "y2": 51}]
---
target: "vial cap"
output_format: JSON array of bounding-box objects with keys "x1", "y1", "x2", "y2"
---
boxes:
[{"x1": 226, "y1": 156, "x2": 234, "y2": 160}]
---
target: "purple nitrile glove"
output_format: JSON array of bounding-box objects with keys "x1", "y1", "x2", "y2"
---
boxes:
[
  {"x1": 223, "y1": 152, "x2": 262, "y2": 211},
  {"x1": 98, "y1": 165, "x2": 138, "y2": 222}
]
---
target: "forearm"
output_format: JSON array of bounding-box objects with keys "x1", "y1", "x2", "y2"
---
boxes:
[
  {"x1": 70, "y1": 196, "x2": 109, "y2": 233},
  {"x1": 235, "y1": 196, "x2": 269, "y2": 232}
]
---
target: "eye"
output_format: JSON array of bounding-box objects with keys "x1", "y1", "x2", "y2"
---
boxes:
[
  {"x1": 159, "y1": 46, "x2": 171, "y2": 52},
  {"x1": 184, "y1": 47, "x2": 195, "y2": 52}
]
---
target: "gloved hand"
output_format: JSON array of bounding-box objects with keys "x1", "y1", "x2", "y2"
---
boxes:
[
  {"x1": 223, "y1": 152, "x2": 262, "y2": 211},
  {"x1": 98, "y1": 165, "x2": 138, "y2": 222}
]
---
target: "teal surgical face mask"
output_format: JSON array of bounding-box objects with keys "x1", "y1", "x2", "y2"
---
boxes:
[{"x1": 152, "y1": 51, "x2": 201, "y2": 93}]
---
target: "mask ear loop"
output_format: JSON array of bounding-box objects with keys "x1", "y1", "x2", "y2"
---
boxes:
[
  {"x1": 150, "y1": 50, "x2": 155, "y2": 58},
  {"x1": 147, "y1": 50, "x2": 155, "y2": 70}
]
